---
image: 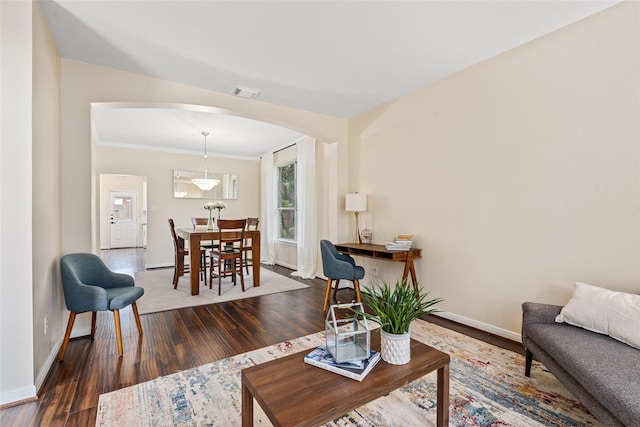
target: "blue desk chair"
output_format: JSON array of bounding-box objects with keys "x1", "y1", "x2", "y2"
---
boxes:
[
  {"x1": 320, "y1": 240, "x2": 364, "y2": 312},
  {"x1": 58, "y1": 253, "x2": 144, "y2": 360}
]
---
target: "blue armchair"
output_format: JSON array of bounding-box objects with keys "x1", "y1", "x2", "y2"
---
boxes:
[
  {"x1": 59, "y1": 253, "x2": 144, "y2": 360},
  {"x1": 320, "y1": 240, "x2": 364, "y2": 311}
]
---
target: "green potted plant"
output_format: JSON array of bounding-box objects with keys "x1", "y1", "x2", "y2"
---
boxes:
[{"x1": 360, "y1": 279, "x2": 443, "y2": 365}]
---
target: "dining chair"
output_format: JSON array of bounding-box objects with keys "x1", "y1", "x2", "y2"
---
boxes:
[
  {"x1": 242, "y1": 217, "x2": 260, "y2": 274},
  {"x1": 168, "y1": 218, "x2": 206, "y2": 288},
  {"x1": 319, "y1": 240, "x2": 364, "y2": 312},
  {"x1": 191, "y1": 216, "x2": 218, "y2": 272},
  {"x1": 191, "y1": 217, "x2": 209, "y2": 228},
  {"x1": 59, "y1": 253, "x2": 144, "y2": 359},
  {"x1": 209, "y1": 218, "x2": 247, "y2": 295}
]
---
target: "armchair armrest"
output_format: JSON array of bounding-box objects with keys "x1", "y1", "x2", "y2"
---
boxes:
[
  {"x1": 64, "y1": 279, "x2": 110, "y2": 312},
  {"x1": 521, "y1": 302, "x2": 563, "y2": 347},
  {"x1": 336, "y1": 252, "x2": 356, "y2": 266},
  {"x1": 329, "y1": 258, "x2": 358, "y2": 279},
  {"x1": 94, "y1": 269, "x2": 135, "y2": 289},
  {"x1": 522, "y1": 302, "x2": 563, "y2": 325}
]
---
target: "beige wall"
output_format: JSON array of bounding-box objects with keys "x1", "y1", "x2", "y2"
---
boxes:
[
  {"x1": 95, "y1": 145, "x2": 262, "y2": 267},
  {"x1": 31, "y1": 0, "x2": 64, "y2": 393},
  {"x1": 349, "y1": 1, "x2": 639, "y2": 338}
]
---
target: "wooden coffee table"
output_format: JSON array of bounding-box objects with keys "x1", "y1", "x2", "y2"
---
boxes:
[{"x1": 241, "y1": 333, "x2": 450, "y2": 427}]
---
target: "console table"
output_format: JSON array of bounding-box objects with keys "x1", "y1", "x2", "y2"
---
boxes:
[{"x1": 334, "y1": 243, "x2": 421, "y2": 288}]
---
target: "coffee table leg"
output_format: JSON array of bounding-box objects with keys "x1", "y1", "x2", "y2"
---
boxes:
[
  {"x1": 242, "y1": 382, "x2": 253, "y2": 427},
  {"x1": 437, "y1": 363, "x2": 450, "y2": 427}
]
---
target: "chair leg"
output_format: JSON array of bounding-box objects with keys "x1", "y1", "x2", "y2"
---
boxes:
[
  {"x1": 353, "y1": 279, "x2": 362, "y2": 303},
  {"x1": 201, "y1": 250, "x2": 207, "y2": 287},
  {"x1": 239, "y1": 257, "x2": 245, "y2": 292},
  {"x1": 58, "y1": 311, "x2": 77, "y2": 361},
  {"x1": 525, "y1": 348, "x2": 533, "y2": 377},
  {"x1": 209, "y1": 254, "x2": 214, "y2": 289},
  {"x1": 323, "y1": 279, "x2": 334, "y2": 312},
  {"x1": 90, "y1": 311, "x2": 97, "y2": 338},
  {"x1": 232, "y1": 259, "x2": 237, "y2": 286},
  {"x1": 173, "y1": 251, "x2": 182, "y2": 289},
  {"x1": 332, "y1": 279, "x2": 341, "y2": 303},
  {"x1": 244, "y1": 249, "x2": 252, "y2": 275},
  {"x1": 218, "y1": 258, "x2": 222, "y2": 296},
  {"x1": 172, "y1": 265, "x2": 179, "y2": 289},
  {"x1": 131, "y1": 302, "x2": 143, "y2": 336},
  {"x1": 113, "y1": 309, "x2": 123, "y2": 357}
]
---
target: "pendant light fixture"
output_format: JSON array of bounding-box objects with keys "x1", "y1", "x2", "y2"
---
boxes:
[{"x1": 192, "y1": 131, "x2": 220, "y2": 191}]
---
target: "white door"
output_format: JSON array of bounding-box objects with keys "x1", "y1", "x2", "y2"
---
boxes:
[{"x1": 110, "y1": 192, "x2": 137, "y2": 248}]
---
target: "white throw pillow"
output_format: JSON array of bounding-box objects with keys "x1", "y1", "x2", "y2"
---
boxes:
[{"x1": 555, "y1": 282, "x2": 640, "y2": 349}]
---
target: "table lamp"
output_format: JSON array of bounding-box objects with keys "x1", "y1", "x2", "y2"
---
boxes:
[{"x1": 345, "y1": 193, "x2": 367, "y2": 244}]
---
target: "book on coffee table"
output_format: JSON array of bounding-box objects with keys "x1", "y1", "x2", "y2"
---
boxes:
[{"x1": 304, "y1": 346, "x2": 381, "y2": 381}]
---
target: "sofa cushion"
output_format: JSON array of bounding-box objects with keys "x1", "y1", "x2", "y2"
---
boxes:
[
  {"x1": 555, "y1": 282, "x2": 640, "y2": 349},
  {"x1": 526, "y1": 322, "x2": 640, "y2": 426}
]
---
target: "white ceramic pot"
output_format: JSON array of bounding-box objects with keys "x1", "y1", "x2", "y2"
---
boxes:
[{"x1": 380, "y1": 330, "x2": 411, "y2": 365}]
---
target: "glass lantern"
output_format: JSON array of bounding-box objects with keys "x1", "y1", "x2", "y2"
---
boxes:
[
  {"x1": 325, "y1": 303, "x2": 371, "y2": 364},
  {"x1": 360, "y1": 228, "x2": 372, "y2": 244}
]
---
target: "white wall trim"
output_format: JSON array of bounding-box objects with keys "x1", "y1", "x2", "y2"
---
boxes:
[
  {"x1": 34, "y1": 336, "x2": 63, "y2": 393},
  {"x1": 70, "y1": 326, "x2": 92, "y2": 338},
  {"x1": 145, "y1": 262, "x2": 174, "y2": 269},
  {"x1": 434, "y1": 311, "x2": 522, "y2": 343},
  {"x1": 315, "y1": 274, "x2": 522, "y2": 342},
  {"x1": 275, "y1": 261, "x2": 297, "y2": 270},
  {"x1": 0, "y1": 385, "x2": 37, "y2": 407}
]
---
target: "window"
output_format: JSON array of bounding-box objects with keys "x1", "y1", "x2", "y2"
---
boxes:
[{"x1": 278, "y1": 162, "x2": 296, "y2": 240}]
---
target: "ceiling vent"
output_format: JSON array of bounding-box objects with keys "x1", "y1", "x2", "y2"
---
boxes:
[{"x1": 233, "y1": 86, "x2": 261, "y2": 99}]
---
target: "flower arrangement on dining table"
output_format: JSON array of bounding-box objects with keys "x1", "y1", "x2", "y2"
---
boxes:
[
  {"x1": 204, "y1": 201, "x2": 226, "y2": 229},
  {"x1": 204, "y1": 201, "x2": 226, "y2": 217}
]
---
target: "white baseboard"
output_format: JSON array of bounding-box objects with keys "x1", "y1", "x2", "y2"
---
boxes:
[
  {"x1": 434, "y1": 311, "x2": 522, "y2": 343},
  {"x1": 0, "y1": 385, "x2": 37, "y2": 407},
  {"x1": 145, "y1": 262, "x2": 173, "y2": 269},
  {"x1": 71, "y1": 326, "x2": 92, "y2": 337},
  {"x1": 34, "y1": 335, "x2": 64, "y2": 393},
  {"x1": 275, "y1": 261, "x2": 297, "y2": 270},
  {"x1": 299, "y1": 273, "x2": 521, "y2": 343}
]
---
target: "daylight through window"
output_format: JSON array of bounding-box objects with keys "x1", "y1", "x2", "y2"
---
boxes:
[{"x1": 278, "y1": 162, "x2": 296, "y2": 240}]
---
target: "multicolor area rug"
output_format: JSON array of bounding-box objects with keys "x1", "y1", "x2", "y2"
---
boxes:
[
  {"x1": 135, "y1": 267, "x2": 309, "y2": 315},
  {"x1": 97, "y1": 320, "x2": 600, "y2": 426}
]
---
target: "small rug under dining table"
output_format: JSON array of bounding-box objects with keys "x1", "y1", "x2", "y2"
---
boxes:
[
  {"x1": 134, "y1": 267, "x2": 310, "y2": 315},
  {"x1": 97, "y1": 319, "x2": 599, "y2": 426}
]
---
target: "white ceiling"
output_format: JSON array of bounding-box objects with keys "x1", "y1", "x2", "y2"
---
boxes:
[
  {"x1": 40, "y1": 0, "x2": 619, "y2": 158},
  {"x1": 92, "y1": 105, "x2": 305, "y2": 159}
]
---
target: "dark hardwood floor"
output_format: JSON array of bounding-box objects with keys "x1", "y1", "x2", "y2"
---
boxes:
[{"x1": 0, "y1": 248, "x2": 523, "y2": 426}]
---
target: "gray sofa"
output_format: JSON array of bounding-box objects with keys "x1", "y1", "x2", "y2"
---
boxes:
[{"x1": 521, "y1": 302, "x2": 640, "y2": 427}]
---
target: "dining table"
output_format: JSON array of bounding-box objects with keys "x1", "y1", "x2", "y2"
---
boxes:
[{"x1": 176, "y1": 227, "x2": 261, "y2": 295}]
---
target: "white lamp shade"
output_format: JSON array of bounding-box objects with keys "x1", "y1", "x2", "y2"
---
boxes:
[{"x1": 345, "y1": 193, "x2": 367, "y2": 212}]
